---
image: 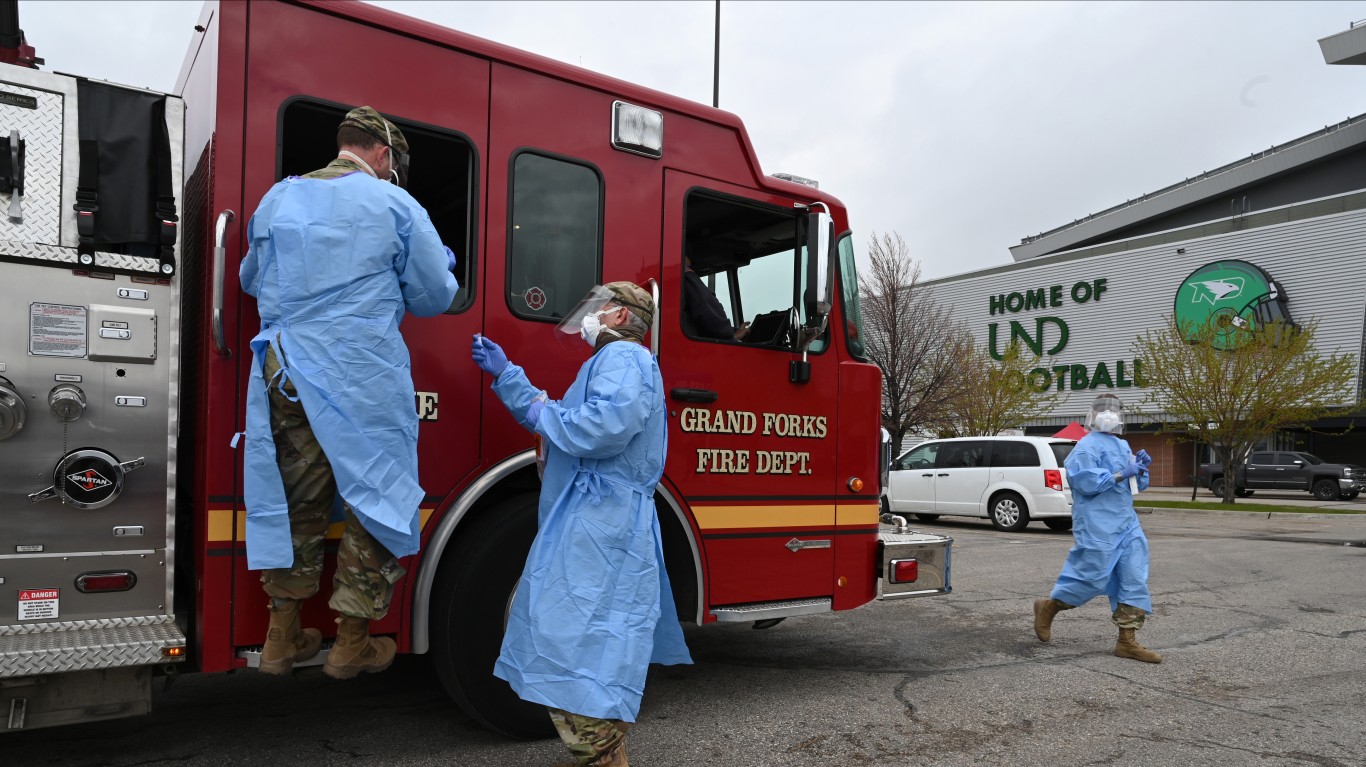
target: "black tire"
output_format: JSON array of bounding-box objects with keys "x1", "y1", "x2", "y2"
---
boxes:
[
  {"x1": 1235, "y1": 489, "x2": 1255, "y2": 498},
  {"x1": 913, "y1": 513, "x2": 941, "y2": 522},
  {"x1": 1043, "y1": 518, "x2": 1072, "y2": 531},
  {"x1": 430, "y1": 492, "x2": 554, "y2": 739},
  {"x1": 1210, "y1": 477, "x2": 1226, "y2": 498},
  {"x1": 880, "y1": 496, "x2": 891, "y2": 516},
  {"x1": 1313, "y1": 479, "x2": 1342, "y2": 501},
  {"x1": 988, "y1": 492, "x2": 1029, "y2": 532}
]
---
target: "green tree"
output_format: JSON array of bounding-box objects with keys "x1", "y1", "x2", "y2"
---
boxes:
[
  {"x1": 933, "y1": 342, "x2": 1061, "y2": 438},
  {"x1": 1134, "y1": 316, "x2": 1359, "y2": 504}
]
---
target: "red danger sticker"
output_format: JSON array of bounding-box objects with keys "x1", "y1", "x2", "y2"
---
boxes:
[{"x1": 18, "y1": 589, "x2": 59, "y2": 621}]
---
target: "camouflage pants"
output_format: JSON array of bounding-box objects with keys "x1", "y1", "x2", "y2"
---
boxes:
[
  {"x1": 1112, "y1": 603, "x2": 1147, "y2": 630},
  {"x1": 548, "y1": 708, "x2": 632, "y2": 766},
  {"x1": 1050, "y1": 599, "x2": 1147, "y2": 630},
  {"x1": 258, "y1": 346, "x2": 405, "y2": 620}
]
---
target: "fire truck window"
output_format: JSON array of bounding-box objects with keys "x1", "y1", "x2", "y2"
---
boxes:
[
  {"x1": 683, "y1": 192, "x2": 810, "y2": 350},
  {"x1": 277, "y1": 99, "x2": 477, "y2": 313},
  {"x1": 508, "y1": 152, "x2": 603, "y2": 322}
]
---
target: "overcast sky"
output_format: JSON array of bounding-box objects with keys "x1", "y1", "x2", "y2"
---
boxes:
[{"x1": 20, "y1": 1, "x2": 1366, "y2": 280}]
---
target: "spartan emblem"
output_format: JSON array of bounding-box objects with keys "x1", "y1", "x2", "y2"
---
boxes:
[
  {"x1": 1188, "y1": 278, "x2": 1244, "y2": 304},
  {"x1": 66, "y1": 468, "x2": 112, "y2": 492}
]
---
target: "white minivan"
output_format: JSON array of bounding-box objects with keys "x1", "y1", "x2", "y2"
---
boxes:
[{"x1": 884, "y1": 437, "x2": 1076, "y2": 532}]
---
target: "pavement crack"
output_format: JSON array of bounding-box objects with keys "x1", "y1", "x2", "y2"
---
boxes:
[{"x1": 1118, "y1": 733, "x2": 1355, "y2": 766}]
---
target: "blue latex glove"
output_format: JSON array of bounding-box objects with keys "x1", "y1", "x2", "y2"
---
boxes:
[
  {"x1": 1119, "y1": 462, "x2": 1143, "y2": 480},
  {"x1": 471, "y1": 335, "x2": 508, "y2": 377},
  {"x1": 1135, "y1": 449, "x2": 1152, "y2": 469},
  {"x1": 525, "y1": 399, "x2": 545, "y2": 427},
  {"x1": 443, "y1": 246, "x2": 457, "y2": 272}
]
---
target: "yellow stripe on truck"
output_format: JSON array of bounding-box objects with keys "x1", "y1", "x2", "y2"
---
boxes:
[
  {"x1": 205, "y1": 507, "x2": 437, "y2": 542},
  {"x1": 690, "y1": 504, "x2": 879, "y2": 531}
]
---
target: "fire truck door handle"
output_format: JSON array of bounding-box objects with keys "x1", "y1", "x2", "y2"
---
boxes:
[
  {"x1": 212, "y1": 209, "x2": 236, "y2": 358},
  {"x1": 670, "y1": 388, "x2": 718, "y2": 403}
]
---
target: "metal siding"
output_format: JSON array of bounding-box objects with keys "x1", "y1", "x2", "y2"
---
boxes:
[{"x1": 926, "y1": 208, "x2": 1366, "y2": 425}]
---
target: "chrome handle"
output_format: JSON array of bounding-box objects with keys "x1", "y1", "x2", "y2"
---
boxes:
[
  {"x1": 212, "y1": 209, "x2": 236, "y2": 358},
  {"x1": 647, "y1": 278, "x2": 660, "y2": 357},
  {"x1": 785, "y1": 538, "x2": 832, "y2": 552}
]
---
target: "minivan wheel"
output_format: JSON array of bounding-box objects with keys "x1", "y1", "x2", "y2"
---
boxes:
[
  {"x1": 989, "y1": 492, "x2": 1029, "y2": 532},
  {"x1": 913, "y1": 513, "x2": 940, "y2": 522},
  {"x1": 1043, "y1": 518, "x2": 1072, "y2": 531},
  {"x1": 1313, "y1": 479, "x2": 1342, "y2": 501}
]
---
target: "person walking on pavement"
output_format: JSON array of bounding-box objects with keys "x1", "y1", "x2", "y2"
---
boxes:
[
  {"x1": 1033, "y1": 393, "x2": 1164, "y2": 664},
  {"x1": 240, "y1": 106, "x2": 460, "y2": 679},
  {"x1": 471, "y1": 282, "x2": 692, "y2": 767}
]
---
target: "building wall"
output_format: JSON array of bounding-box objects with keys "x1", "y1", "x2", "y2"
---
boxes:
[{"x1": 924, "y1": 198, "x2": 1366, "y2": 430}]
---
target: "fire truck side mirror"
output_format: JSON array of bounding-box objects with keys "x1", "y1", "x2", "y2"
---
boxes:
[{"x1": 803, "y1": 207, "x2": 834, "y2": 322}]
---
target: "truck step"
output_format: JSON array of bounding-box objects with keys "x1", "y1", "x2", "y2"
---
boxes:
[
  {"x1": 0, "y1": 615, "x2": 185, "y2": 678},
  {"x1": 710, "y1": 597, "x2": 832, "y2": 623}
]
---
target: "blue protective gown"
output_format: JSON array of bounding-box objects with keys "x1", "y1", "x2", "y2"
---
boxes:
[
  {"x1": 239, "y1": 171, "x2": 458, "y2": 570},
  {"x1": 1051, "y1": 431, "x2": 1153, "y2": 613},
  {"x1": 489, "y1": 341, "x2": 692, "y2": 722}
]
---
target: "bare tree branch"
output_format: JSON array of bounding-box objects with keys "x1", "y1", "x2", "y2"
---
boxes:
[{"x1": 861, "y1": 231, "x2": 969, "y2": 450}]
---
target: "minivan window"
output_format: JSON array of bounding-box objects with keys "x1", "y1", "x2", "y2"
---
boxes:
[
  {"x1": 899, "y1": 443, "x2": 937, "y2": 470},
  {"x1": 937, "y1": 441, "x2": 989, "y2": 469},
  {"x1": 992, "y1": 441, "x2": 1041, "y2": 468},
  {"x1": 1049, "y1": 442, "x2": 1075, "y2": 465}
]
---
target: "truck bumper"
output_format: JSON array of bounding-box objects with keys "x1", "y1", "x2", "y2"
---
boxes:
[
  {"x1": 876, "y1": 524, "x2": 952, "y2": 600},
  {"x1": 1, "y1": 615, "x2": 185, "y2": 732}
]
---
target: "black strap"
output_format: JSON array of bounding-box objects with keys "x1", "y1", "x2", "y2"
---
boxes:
[
  {"x1": 75, "y1": 138, "x2": 99, "y2": 256},
  {"x1": 0, "y1": 135, "x2": 12, "y2": 191},
  {"x1": 151, "y1": 97, "x2": 177, "y2": 275}
]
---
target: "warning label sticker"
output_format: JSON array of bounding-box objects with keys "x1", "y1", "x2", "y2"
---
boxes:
[
  {"x1": 29, "y1": 303, "x2": 87, "y2": 358},
  {"x1": 18, "y1": 588, "x2": 59, "y2": 621}
]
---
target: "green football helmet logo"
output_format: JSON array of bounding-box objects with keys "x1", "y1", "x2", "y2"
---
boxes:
[{"x1": 1174, "y1": 260, "x2": 1293, "y2": 350}]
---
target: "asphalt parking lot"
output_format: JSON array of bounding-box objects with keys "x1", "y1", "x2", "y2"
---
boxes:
[{"x1": 6, "y1": 509, "x2": 1365, "y2": 766}]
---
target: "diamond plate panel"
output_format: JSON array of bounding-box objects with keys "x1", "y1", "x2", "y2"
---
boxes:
[
  {"x1": 0, "y1": 615, "x2": 185, "y2": 677},
  {"x1": 0, "y1": 239, "x2": 160, "y2": 273},
  {"x1": 0, "y1": 83, "x2": 63, "y2": 245}
]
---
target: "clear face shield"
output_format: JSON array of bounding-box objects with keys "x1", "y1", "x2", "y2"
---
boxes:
[
  {"x1": 1085, "y1": 394, "x2": 1125, "y2": 434},
  {"x1": 556, "y1": 285, "x2": 619, "y2": 339}
]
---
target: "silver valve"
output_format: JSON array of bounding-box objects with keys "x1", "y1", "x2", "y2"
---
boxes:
[
  {"x1": 28, "y1": 450, "x2": 145, "y2": 509},
  {"x1": 0, "y1": 375, "x2": 24, "y2": 441},
  {"x1": 48, "y1": 384, "x2": 86, "y2": 423}
]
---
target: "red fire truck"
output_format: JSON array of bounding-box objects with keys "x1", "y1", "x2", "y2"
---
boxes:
[{"x1": 0, "y1": 0, "x2": 950, "y2": 736}]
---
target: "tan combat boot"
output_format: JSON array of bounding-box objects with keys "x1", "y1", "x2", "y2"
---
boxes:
[
  {"x1": 323, "y1": 615, "x2": 396, "y2": 679},
  {"x1": 1033, "y1": 598, "x2": 1066, "y2": 642},
  {"x1": 1115, "y1": 627, "x2": 1163, "y2": 663},
  {"x1": 259, "y1": 599, "x2": 322, "y2": 675}
]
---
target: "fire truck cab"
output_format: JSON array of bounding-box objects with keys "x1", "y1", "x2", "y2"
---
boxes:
[{"x1": 0, "y1": 0, "x2": 949, "y2": 736}]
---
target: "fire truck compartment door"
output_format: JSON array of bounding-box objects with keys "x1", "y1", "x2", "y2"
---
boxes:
[{"x1": 661, "y1": 171, "x2": 839, "y2": 607}]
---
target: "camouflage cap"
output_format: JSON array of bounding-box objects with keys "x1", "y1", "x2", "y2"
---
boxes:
[
  {"x1": 604, "y1": 281, "x2": 654, "y2": 326},
  {"x1": 339, "y1": 106, "x2": 409, "y2": 155}
]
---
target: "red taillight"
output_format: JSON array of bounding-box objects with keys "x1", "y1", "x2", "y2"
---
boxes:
[
  {"x1": 74, "y1": 571, "x2": 137, "y2": 593},
  {"x1": 1044, "y1": 469, "x2": 1064, "y2": 492},
  {"x1": 891, "y1": 559, "x2": 919, "y2": 584}
]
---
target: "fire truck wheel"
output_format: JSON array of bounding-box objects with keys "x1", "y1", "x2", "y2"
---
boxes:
[{"x1": 430, "y1": 491, "x2": 555, "y2": 740}]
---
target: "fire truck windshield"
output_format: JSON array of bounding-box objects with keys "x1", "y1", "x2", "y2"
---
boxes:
[{"x1": 837, "y1": 234, "x2": 868, "y2": 360}]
